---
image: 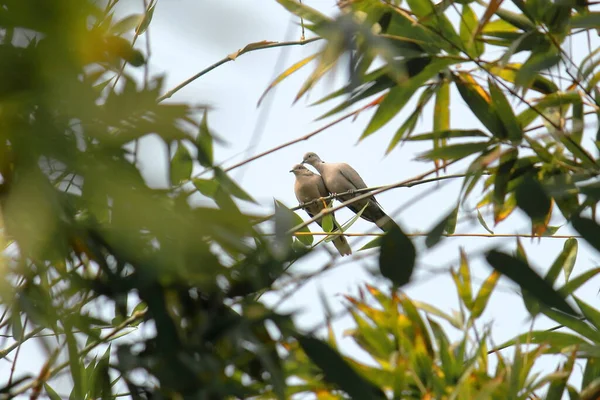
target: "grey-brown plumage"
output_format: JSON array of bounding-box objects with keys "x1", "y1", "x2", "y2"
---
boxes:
[
  {"x1": 302, "y1": 152, "x2": 398, "y2": 232},
  {"x1": 290, "y1": 164, "x2": 352, "y2": 256}
]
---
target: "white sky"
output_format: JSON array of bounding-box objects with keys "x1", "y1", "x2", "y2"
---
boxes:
[{"x1": 3, "y1": 0, "x2": 600, "y2": 398}]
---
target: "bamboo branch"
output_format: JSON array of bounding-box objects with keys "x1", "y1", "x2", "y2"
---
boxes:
[
  {"x1": 157, "y1": 37, "x2": 321, "y2": 102},
  {"x1": 290, "y1": 232, "x2": 580, "y2": 239}
]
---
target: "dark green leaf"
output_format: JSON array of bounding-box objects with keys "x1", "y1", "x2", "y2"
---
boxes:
[
  {"x1": 460, "y1": 4, "x2": 484, "y2": 58},
  {"x1": 196, "y1": 110, "x2": 214, "y2": 167},
  {"x1": 379, "y1": 223, "x2": 416, "y2": 287},
  {"x1": 546, "y1": 238, "x2": 578, "y2": 283},
  {"x1": 515, "y1": 175, "x2": 551, "y2": 223},
  {"x1": 297, "y1": 335, "x2": 386, "y2": 399},
  {"x1": 485, "y1": 251, "x2": 579, "y2": 316},
  {"x1": 275, "y1": 200, "x2": 312, "y2": 246},
  {"x1": 516, "y1": 49, "x2": 561, "y2": 89},
  {"x1": 192, "y1": 178, "x2": 218, "y2": 198},
  {"x1": 425, "y1": 207, "x2": 457, "y2": 248},
  {"x1": 572, "y1": 215, "x2": 600, "y2": 254},
  {"x1": 571, "y1": 12, "x2": 600, "y2": 30}
]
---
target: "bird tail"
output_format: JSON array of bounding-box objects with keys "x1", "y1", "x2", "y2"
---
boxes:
[
  {"x1": 375, "y1": 213, "x2": 400, "y2": 232},
  {"x1": 332, "y1": 235, "x2": 352, "y2": 256}
]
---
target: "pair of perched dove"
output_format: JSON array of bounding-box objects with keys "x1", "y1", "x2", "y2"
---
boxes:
[{"x1": 290, "y1": 152, "x2": 398, "y2": 256}]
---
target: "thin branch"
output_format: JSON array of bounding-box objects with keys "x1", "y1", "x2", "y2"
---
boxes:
[
  {"x1": 157, "y1": 38, "x2": 321, "y2": 102},
  {"x1": 5, "y1": 310, "x2": 147, "y2": 398},
  {"x1": 290, "y1": 232, "x2": 581, "y2": 239}
]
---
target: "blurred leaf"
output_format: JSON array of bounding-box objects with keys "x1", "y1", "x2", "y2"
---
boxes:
[
  {"x1": 571, "y1": 12, "x2": 600, "y2": 29},
  {"x1": 196, "y1": 111, "x2": 214, "y2": 167},
  {"x1": 170, "y1": 142, "x2": 193, "y2": 186},
  {"x1": 583, "y1": 358, "x2": 600, "y2": 391},
  {"x1": 276, "y1": 0, "x2": 332, "y2": 28},
  {"x1": 297, "y1": 336, "x2": 386, "y2": 399},
  {"x1": 516, "y1": 49, "x2": 561, "y2": 88},
  {"x1": 136, "y1": 3, "x2": 156, "y2": 35},
  {"x1": 515, "y1": 175, "x2": 551, "y2": 232},
  {"x1": 362, "y1": 57, "x2": 459, "y2": 138},
  {"x1": 11, "y1": 310, "x2": 23, "y2": 341},
  {"x1": 192, "y1": 178, "x2": 218, "y2": 198},
  {"x1": 572, "y1": 215, "x2": 600, "y2": 253},
  {"x1": 425, "y1": 207, "x2": 458, "y2": 248},
  {"x1": 486, "y1": 251, "x2": 579, "y2": 316},
  {"x1": 276, "y1": 200, "x2": 312, "y2": 246},
  {"x1": 110, "y1": 14, "x2": 144, "y2": 35},
  {"x1": 258, "y1": 53, "x2": 318, "y2": 106},
  {"x1": 379, "y1": 223, "x2": 416, "y2": 287},
  {"x1": 387, "y1": 85, "x2": 436, "y2": 152},
  {"x1": 214, "y1": 167, "x2": 256, "y2": 203}
]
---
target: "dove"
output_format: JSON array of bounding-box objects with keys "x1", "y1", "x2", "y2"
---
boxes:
[
  {"x1": 302, "y1": 152, "x2": 398, "y2": 232},
  {"x1": 290, "y1": 164, "x2": 352, "y2": 256}
]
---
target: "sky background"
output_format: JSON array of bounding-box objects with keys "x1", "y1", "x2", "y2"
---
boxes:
[{"x1": 2, "y1": 0, "x2": 600, "y2": 398}]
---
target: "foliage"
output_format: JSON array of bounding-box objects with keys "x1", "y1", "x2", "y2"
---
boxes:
[{"x1": 2, "y1": 0, "x2": 600, "y2": 399}]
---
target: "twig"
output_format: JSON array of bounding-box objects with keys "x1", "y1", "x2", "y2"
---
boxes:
[
  {"x1": 157, "y1": 38, "x2": 321, "y2": 102},
  {"x1": 4, "y1": 311, "x2": 146, "y2": 398},
  {"x1": 289, "y1": 232, "x2": 581, "y2": 239}
]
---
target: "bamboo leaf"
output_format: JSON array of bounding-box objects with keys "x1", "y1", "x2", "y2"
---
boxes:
[
  {"x1": 418, "y1": 141, "x2": 491, "y2": 161},
  {"x1": 471, "y1": 270, "x2": 501, "y2": 319},
  {"x1": 258, "y1": 53, "x2": 318, "y2": 106},
  {"x1": 298, "y1": 335, "x2": 386, "y2": 399},
  {"x1": 379, "y1": 223, "x2": 415, "y2": 287},
  {"x1": 488, "y1": 78, "x2": 522, "y2": 142},
  {"x1": 362, "y1": 57, "x2": 459, "y2": 138},
  {"x1": 170, "y1": 141, "x2": 193, "y2": 186},
  {"x1": 460, "y1": 4, "x2": 485, "y2": 58},
  {"x1": 486, "y1": 251, "x2": 579, "y2": 317}
]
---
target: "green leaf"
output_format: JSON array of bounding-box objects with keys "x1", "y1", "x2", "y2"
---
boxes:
[
  {"x1": 64, "y1": 322, "x2": 84, "y2": 399},
  {"x1": 571, "y1": 215, "x2": 600, "y2": 254},
  {"x1": 453, "y1": 72, "x2": 506, "y2": 138},
  {"x1": 434, "y1": 79, "x2": 450, "y2": 132},
  {"x1": 559, "y1": 267, "x2": 600, "y2": 297},
  {"x1": 546, "y1": 238, "x2": 578, "y2": 283},
  {"x1": 359, "y1": 237, "x2": 381, "y2": 251},
  {"x1": 488, "y1": 78, "x2": 522, "y2": 142},
  {"x1": 379, "y1": 223, "x2": 416, "y2": 287},
  {"x1": 214, "y1": 167, "x2": 256, "y2": 203},
  {"x1": 425, "y1": 207, "x2": 457, "y2": 248},
  {"x1": 136, "y1": 4, "x2": 156, "y2": 35},
  {"x1": 362, "y1": 57, "x2": 459, "y2": 138},
  {"x1": 297, "y1": 335, "x2": 386, "y2": 399},
  {"x1": 192, "y1": 178, "x2": 218, "y2": 198},
  {"x1": 493, "y1": 331, "x2": 591, "y2": 354},
  {"x1": 406, "y1": 0, "x2": 462, "y2": 54},
  {"x1": 573, "y1": 296, "x2": 600, "y2": 331},
  {"x1": 471, "y1": 270, "x2": 500, "y2": 319},
  {"x1": 275, "y1": 0, "x2": 332, "y2": 28},
  {"x1": 321, "y1": 213, "x2": 333, "y2": 233},
  {"x1": 196, "y1": 110, "x2": 214, "y2": 167},
  {"x1": 110, "y1": 14, "x2": 144, "y2": 35},
  {"x1": 275, "y1": 200, "x2": 313, "y2": 246},
  {"x1": 11, "y1": 310, "x2": 23, "y2": 341},
  {"x1": 44, "y1": 384, "x2": 62, "y2": 400},
  {"x1": 418, "y1": 141, "x2": 491, "y2": 161},
  {"x1": 477, "y1": 208, "x2": 494, "y2": 234},
  {"x1": 515, "y1": 175, "x2": 551, "y2": 224},
  {"x1": 583, "y1": 358, "x2": 600, "y2": 390},
  {"x1": 485, "y1": 251, "x2": 579, "y2": 316},
  {"x1": 170, "y1": 141, "x2": 193, "y2": 186},
  {"x1": 571, "y1": 12, "x2": 600, "y2": 30},
  {"x1": 542, "y1": 307, "x2": 600, "y2": 342},
  {"x1": 516, "y1": 48, "x2": 561, "y2": 89},
  {"x1": 460, "y1": 4, "x2": 484, "y2": 58},
  {"x1": 258, "y1": 53, "x2": 318, "y2": 107}
]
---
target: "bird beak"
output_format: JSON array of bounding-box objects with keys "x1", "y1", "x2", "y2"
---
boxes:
[
  {"x1": 301, "y1": 160, "x2": 306, "y2": 164},
  {"x1": 289, "y1": 169, "x2": 294, "y2": 173}
]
